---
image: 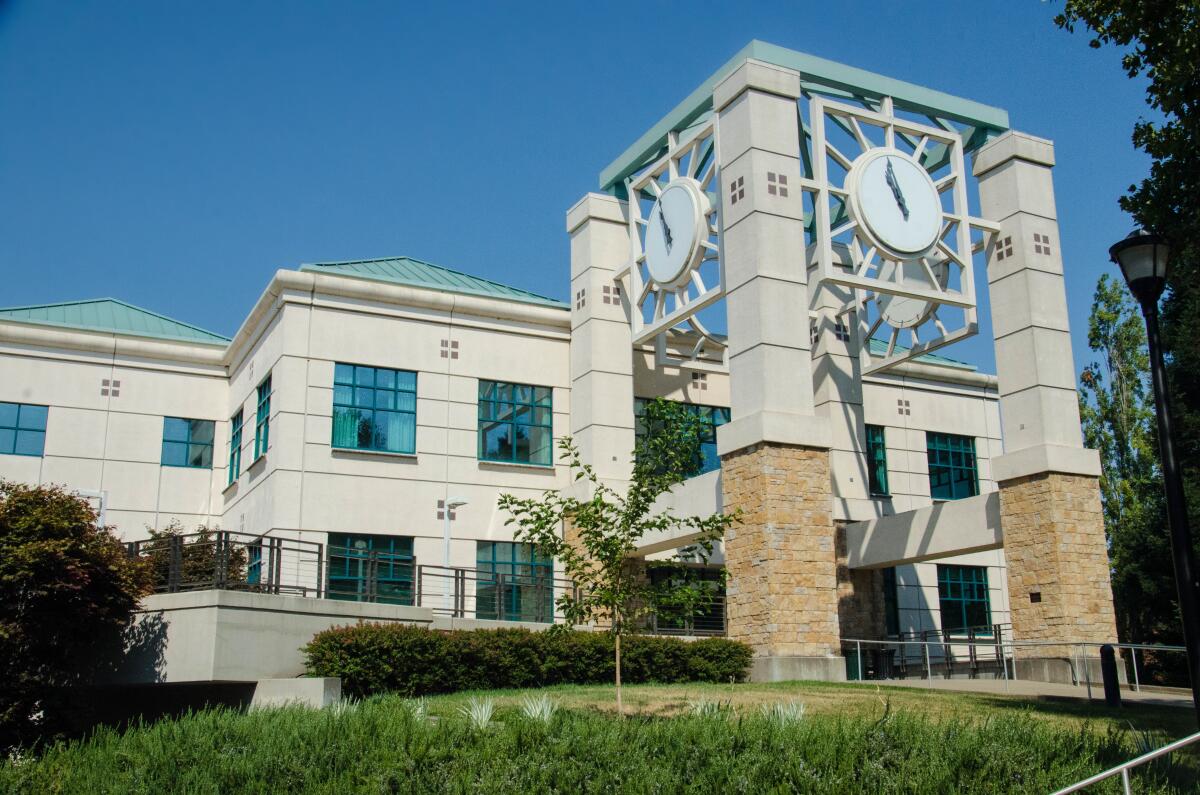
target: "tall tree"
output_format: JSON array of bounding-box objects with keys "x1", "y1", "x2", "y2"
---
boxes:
[{"x1": 1058, "y1": 1, "x2": 1200, "y2": 647}]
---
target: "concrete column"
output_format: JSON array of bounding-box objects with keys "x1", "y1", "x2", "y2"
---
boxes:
[
  {"x1": 713, "y1": 59, "x2": 841, "y2": 681},
  {"x1": 566, "y1": 193, "x2": 636, "y2": 490},
  {"x1": 974, "y1": 132, "x2": 1117, "y2": 677}
]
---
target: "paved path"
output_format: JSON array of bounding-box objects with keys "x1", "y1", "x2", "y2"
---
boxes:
[{"x1": 868, "y1": 676, "x2": 1192, "y2": 708}]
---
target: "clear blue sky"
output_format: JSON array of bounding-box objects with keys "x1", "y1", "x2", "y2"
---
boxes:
[{"x1": 0, "y1": 1, "x2": 1150, "y2": 375}]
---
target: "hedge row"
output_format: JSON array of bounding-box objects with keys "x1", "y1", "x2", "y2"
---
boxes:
[{"x1": 303, "y1": 625, "x2": 753, "y2": 698}]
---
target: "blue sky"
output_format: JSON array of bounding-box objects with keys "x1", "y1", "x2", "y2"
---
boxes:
[{"x1": 0, "y1": 1, "x2": 1150, "y2": 375}]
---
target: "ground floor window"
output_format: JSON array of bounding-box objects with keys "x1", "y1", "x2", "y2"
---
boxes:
[
  {"x1": 937, "y1": 564, "x2": 991, "y2": 634},
  {"x1": 648, "y1": 565, "x2": 726, "y2": 635},
  {"x1": 882, "y1": 567, "x2": 900, "y2": 636},
  {"x1": 926, "y1": 432, "x2": 979, "y2": 500},
  {"x1": 475, "y1": 541, "x2": 553, "y2": 622},
  {"x1": 327, "y1": 533, "x2": 414, "y2": 605}
]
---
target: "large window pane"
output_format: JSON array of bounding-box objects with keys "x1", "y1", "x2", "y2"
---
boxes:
[
  {"x1": 477, "y1": 380, "x2": 552, "y2": 466},
  {"x1": 633, "y1": 398, "x2": 730, "y2": 477},
  {"x1": 926, "y1": 433, "x2": 978, "y2": 500},
  {"x1": 937, "y1": 565, "x2": 991, "y2": 634},
  {"x1": 327, "y1": 533, "x2": 414, "y2": 605},
  {"x1": 331, "y1": 364, "x2": 417, "y2": 454},
  {"x1": 161, "y1": 417, "x2": 214, "y2": 469},
  {"x1": 475, "y1": 541, "x2": 553, "y2": 622},
  {"x1": 0, "y1": 402, "x2": 47, "y2": 457},
  {"x1": 17, "y1": 404, "x2": 47, "y2": 430},
  {"x1": 866, "y1": 425, "x2": 890, "y2": 496}
]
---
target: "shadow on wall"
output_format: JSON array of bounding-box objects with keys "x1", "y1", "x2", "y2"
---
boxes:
[{"x1": 93, "y1": 612, "x2": 170, "y2": 685}]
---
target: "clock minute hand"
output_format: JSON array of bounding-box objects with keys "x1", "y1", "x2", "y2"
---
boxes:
[
  {"x1": 884, "y1": 159, "x2": 910, "y2": 221},
  {"x1": 658, "y1": 206, "x2": 674, "y2": 253}
]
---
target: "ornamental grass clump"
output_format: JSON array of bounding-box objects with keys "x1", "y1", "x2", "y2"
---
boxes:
[{"x1": 519, "y1": 694, "x2": 557, "y2": 723}]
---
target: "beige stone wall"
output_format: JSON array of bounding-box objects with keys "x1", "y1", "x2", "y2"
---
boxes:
[
  {"x1": 835, "y1": 522, "x2": 885, "y2": 641},
  {"x1": 999, "y1": 472, "x2": 1117, "y2": 654},
  {"x1": 721, "y1": 442, "x2": 839, "y2": 657}
]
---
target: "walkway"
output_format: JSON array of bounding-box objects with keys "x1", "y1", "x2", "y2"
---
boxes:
[{"x1": 871, "y1": 676, "x2": 1192, "y2": 708}]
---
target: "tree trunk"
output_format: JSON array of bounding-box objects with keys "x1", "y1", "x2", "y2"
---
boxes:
[{"x1": 615, "y1": 631, "x2": 623, "y2": 715}]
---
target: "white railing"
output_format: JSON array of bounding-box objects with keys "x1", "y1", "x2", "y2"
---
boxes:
[{"x1": 1050, "y1": 730, "x2": 1200, "y2": 795}]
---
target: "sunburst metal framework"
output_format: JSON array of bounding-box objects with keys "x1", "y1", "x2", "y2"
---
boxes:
[
  {"x1": 804, "y1": 95, "x2": 1000, "y2": 374},
  {"x1": 617, "y1": 117, "x2": 727, "y2": 372}
]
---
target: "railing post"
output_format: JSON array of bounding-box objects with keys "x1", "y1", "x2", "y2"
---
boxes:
[
  {"x1": 856, "y1": 640, "x2": 862, "y2": 682},
  {"x1": 1083, "y1": 644, "x2": 1093, "y2": 701},
  {"x1": 415, "y1": 564, "x2": 423, "y2": 607},
  {"x1": 924, "y1": 641, "x2": 932, "y2": 688},
  {"x1": 168, "y1": 534, "x2": 183, "y2": 593},
  {"x1": 497, "y1": 573, "x2": 507, "y2": 622}
]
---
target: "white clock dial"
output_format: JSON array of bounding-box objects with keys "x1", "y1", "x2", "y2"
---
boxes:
[
  {"x1": 849, "y1": 150, "x2": 942, "y2": 258},
  {"x1": 644, "y1": 178, "x2": 708, "y2": 285},
  {"x1": 875, "y1": 259, "x2": 948, "y2": 329}
]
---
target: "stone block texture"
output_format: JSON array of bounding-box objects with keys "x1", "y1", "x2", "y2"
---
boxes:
[
  {"x1": 835, "y1": 521, "x2": 885, "y2": 641},
  {"x1": 999, "y1": 472, "x2": 1117, "y2": 655},
  {"x1": 721, "y1": 442, "x2": 840, "y2": 657}
]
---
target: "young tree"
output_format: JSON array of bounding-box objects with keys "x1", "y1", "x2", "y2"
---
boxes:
[
  {"x1": 498, "y1": 399, "x2": 738, "y2": 713},
  {"x1": 0, "y1": 481, "x2": 153, "y2": 747}
]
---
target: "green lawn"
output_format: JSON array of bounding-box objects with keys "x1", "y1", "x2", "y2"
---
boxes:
[{"x1": 2, "y1": 682, "x2": 1196, "y2": 794}]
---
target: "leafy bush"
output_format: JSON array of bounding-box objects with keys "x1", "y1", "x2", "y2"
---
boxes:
[
  {"x1": 304, "y1": 625, "x2": 752, "y2": 698},
  {"x1": 139, "y1": 521, "x2": 247, "y2": 591},
  {"x1": 0, "y1": 481, "x2": 152, "y2": 748}
]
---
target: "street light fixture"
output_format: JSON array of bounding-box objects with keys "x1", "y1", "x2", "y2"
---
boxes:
[{"x1": 1109, "y1": 229, "x2": 1200, "y2": 725}]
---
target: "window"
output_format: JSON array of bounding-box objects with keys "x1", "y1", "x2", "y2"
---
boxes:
[
  {"x1": 937, "y1": 565, "x2": 992, "y2": 634},
  {"x1": 882, "y1": 567, "x2": 900, "y2": 636},
  {"x1": 332, "y1": 364, "x2": 417, "y2": 454},
  {"x1": 476, "y1": 541, "x2": 554, "y2": 622},
  {"x1": 634, "y1": 398, "x2": 731, "y2": 476},
  {"x1": 246, "y1": 540, "x2": 262, "y2": 586},
  {"x1": 927, "y1": 432, "x2": 978, "y2": 500},
  {"x1": 327, "y1": 533, "x2": 414, "y2": 605},
  {"x1": 866, "y1": 425, "x2": 889, "y2": 497},
  {"x1": 478, "y1": 381, "x2": 553, "y2": 466},
  {"x1": 0, "y1": 402, "x2": 47, "y2": 457},
  {"x1": 648, "y1": 565, "x2": 725, "y2": 635},
  {"x1": 160, "y1": 417, "x2": 214, "y2": 468},
  {"x1": 254, "y1": 375, "x2": 271, "y2": 459},
  {"x1": 228, "y1": 410, "x2": 243, "y2": 484}
]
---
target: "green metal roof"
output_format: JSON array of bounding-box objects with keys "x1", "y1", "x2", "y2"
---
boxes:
[
  {"x1": 867, "y1": 338, "x2": 977, "y2": 371},
  {"x1": 601, "y1": 40, "x2": 1010, "y2": 193},
  {"x1": 300, "y1": 256, "x2": 568, "y2": 310},
  {"x1": 0, "y1": 298, "x2": 230, "y2": 345}
]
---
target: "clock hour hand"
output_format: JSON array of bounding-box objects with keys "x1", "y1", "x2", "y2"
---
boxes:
[
  {"x1": 658, "y1": 206, "x2": 674, "y2": 253},
  {"x1": 884, "y1": 159, "x2": 910, "y2": 221}
]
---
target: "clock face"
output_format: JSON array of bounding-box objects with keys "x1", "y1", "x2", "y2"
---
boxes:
[
  {"x1": 848, "y1": 150, "x2": 942, "y2": 259},
  {"x1": 644, "y1": 178, "x2": 708, "y2": 285},
  {"x1": 875, "y1": 259, "x2": 947, "y2": 329}
]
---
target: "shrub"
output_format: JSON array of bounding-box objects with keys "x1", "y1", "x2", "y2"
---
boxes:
[
  {"x1": 303, "y1": 625, "x2": 752, "y2": 698},
  {"x1": 0, "y1": 481, "x2": 153, "y2": 748}
]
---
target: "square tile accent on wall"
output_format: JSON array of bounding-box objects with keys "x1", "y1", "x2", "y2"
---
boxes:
[
  {"x1": 691, "y1": 371, "x2": 708, "y2": 391},
  {"x1": 729, "y1": 176, "x2": 745, "y2": 205},
  {"x1": 440, "y1": 339, "x2": 459, "y2": 359},
  {"x1": 1033, "y1": 232, "x2": 1052, "y2": 255},
  {"x1": 897, "y1": 398, "x2": 911, "y2": 416},
  {"x1": 809, "y1": 319, "x2": 819, "y2": 347},
  {"x1": 766, "y1": 172, "x2": 789, "y2": 197},
  {"x1": 575, "y1": 289, "x2": 586, "y2": 309},
  {"x1": 833, "y1": 318, "x2": 850, "y2": 342},
  {"x1": 436, "y1": 499, "x2": 457, "y2": 521},
  {"x1": 101, "y1": 378, "x2": 121, "y2": 397},
  {"x1": 995, "y1": 235, "x2": 1014, "y2": 262},
  {"x1": 602, "y1": 284, "x2": 621, "y2": 305}
]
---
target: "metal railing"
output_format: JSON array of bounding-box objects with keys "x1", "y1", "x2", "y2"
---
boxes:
[
  {"x1": 1050, "y1": 730, "x2": 1200, "y2": 795},
  {"x1": 126, "y1": 531, "x2": 727, "y2": 634}
]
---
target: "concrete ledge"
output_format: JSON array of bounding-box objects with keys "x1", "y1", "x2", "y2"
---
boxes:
[
  {"x1": 749, "y1": 655, "x2": 846, "y2": 683},
  {"x1": 635, "y1": 469, "x2": 723, "y2": 556},
  {"x1": 845, "y1": 492, "x2": 1002, "y2": 569},
  {"x1": 713, "y1": 58, "x2": 802, "y2": 111},
  {"x1": 567, "y1": 192, "x2": 625, "y2": 233},
  {"x1": 716, "y1": 411, "x2": 831, "y2": 457},
  {"x1": 993, "y1": 444, "x2": 1101, "y2": 482},
  {"x1": 251, "y1": 677, "x2": 341, "y2": 709},
  {"x1": 972, "y1": 130, "x2": 1056, "y2": 177}
]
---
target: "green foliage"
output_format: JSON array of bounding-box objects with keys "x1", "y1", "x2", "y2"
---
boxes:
[
  {"x1": 302, "y1": 625, "x2": 752, "y2": 698},
  {"x1": 0, "y1": 481, "x2": 152, "y2": 748},
  {"x1": 2, "y1": 697, "x2": 1194, "y2": 793},
  {"x1": 497, "y1": 406, "x2": 739, "y2": 708},
  {"x1": 139, "y1": 521, "x2": 247, "y2": 590},
  {"x1": 1059, "y1": 2, "x2": 1200, "y2": 657}
]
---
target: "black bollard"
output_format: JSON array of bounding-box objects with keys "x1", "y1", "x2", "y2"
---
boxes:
[{"x1": 1100, "y1": 644, "x2": 1122, "y2": 708}]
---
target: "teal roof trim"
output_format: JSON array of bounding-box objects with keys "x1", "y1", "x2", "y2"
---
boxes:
[
  {"x1": 600, "y1": 40, "x2": 1010, "y2": 192},
  {"x1": 867, "y1": 338, "x2": 977, "y2": 371},
  {"x1": 300, "y1": 256, "x2": 569, "y2": 310},
  {"x1": 0, "y1": 298, "x2": 230, "y2": 345}
]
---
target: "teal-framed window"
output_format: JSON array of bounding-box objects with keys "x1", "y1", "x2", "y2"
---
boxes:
[
  {"x1": 648, "y1": 564, "x2": 726, "y2": 635},
  {"x1": 478, "y1": 381, "x2": 553, "y2": 466},
  {"x1": 160, "y1": 417, "x2": 214, "y2": 468},
  {"x1": 475, "y1": 541, "x2": 554, "y2": 622},
  {"x1": 246, "y1": 541, "x2": 262, "y2": 586},
  {"x1": 866, "y1": 424, "x2": 890, "y2": 497},
  {"x1": 927, "y1": 432, "x2": 978, "y2": 500},
  {"x1": 0, "y1": 402, "x2": 47, "y2": 457},
  {"x1": 332, "y1": 363, "x2": 417, "y2": 454},
  {"x1": 882, "y1": 567, "x2": 900, "y2": 636},
  {"x1": 633, "y1": 398, "x2": 731, "y2": 476},
  {"x1": 254, "y1": 375, "x2": 271, "y2": 459},
  {"x1": 937, "y1": 564, "x2": 992, "y2": 634},
  {"x1": 327, "y1": 533, "x2": 414, "y2": 605},
  {"x1": 228, "y1": 410, "x2": 243, "y2": 484}
]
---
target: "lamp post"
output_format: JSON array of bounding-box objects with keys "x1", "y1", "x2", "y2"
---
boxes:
[
  {"x1": 443, "y1": 498, "x2": 468, "y2": 613},
  {"x1": 1109, "y1": 229, "x2": 1200, "y2": 723}
]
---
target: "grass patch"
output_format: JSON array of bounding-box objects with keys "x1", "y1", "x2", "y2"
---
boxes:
[{"x1": 3, "y1": 683, "x2": 1196, "y2": 793}]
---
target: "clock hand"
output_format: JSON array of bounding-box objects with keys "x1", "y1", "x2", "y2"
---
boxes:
[
  {"x1": 884, "y1": 159, "x2": 910, "y2": 221},
  {"x1": 658, "y1": 205, "x2": 674, "y2": 253}
]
